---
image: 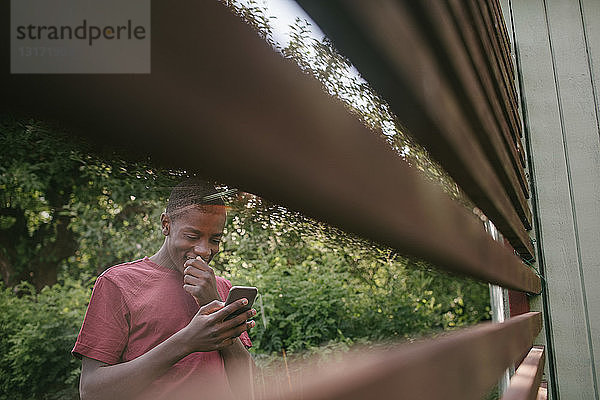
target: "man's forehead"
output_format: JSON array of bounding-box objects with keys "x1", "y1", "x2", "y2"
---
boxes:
[
  {"x1": 190, "y1": 204, "x2": 226, "y2": 214},
  {"x1": 170, "y1": 204, "x2": 226, "y2": 216}
]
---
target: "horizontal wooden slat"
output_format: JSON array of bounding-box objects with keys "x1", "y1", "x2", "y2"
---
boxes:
[
  {"x1": 501, "y1": 346, "x2": 545, "y2": 400},
  {"x1": 451, "y1": 0, "x2": 528, "y2": 178},
  {"x1": 469, "y1": 0, "x2": 527, "y2": 165},
  {"x1": 486, "y1": 0, "x2": 519, "y2": 125},
  {"x1": 296, "y1": 0, "x2": 535, "y2": 259},
  {"x1": 257, "y1": 312, "x2": 542, "y2": 400},
  {"x1": 488, "y1": 0, "x2": 517, "y2": 88},
  {"x1": 484, "y1": 0, "x2": 516, "y2": 90},
  {"x1": 414, "y1": 0, "x2": 532, "y2": 223},
  {"x1": 473, "y1": 0, "x2": 526, "y2": 154},
  {"x1": 0, "y1": 1, "x2": 540, "y2": 292},
  {"x1": 474, "y1": 0, "x2": 527, "y2": 168}
]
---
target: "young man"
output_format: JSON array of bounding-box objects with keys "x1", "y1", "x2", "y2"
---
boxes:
[{"x1": 72, "y1": 180, "x2": 255, "y2": 400}]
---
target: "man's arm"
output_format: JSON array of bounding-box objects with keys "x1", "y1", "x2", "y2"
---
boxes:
[
  {"x1": 79, "y1": 299, "x2": 253, "y2": 400},
  {"x1": 80, "y1": 329, "x2": 191, "y2": 400},
  {"x1": 183, "y1": 256, "x2": 258, "y2": 397},
  {"x1": 220, "y1": 335, "x2": 256, "y2": 398}
]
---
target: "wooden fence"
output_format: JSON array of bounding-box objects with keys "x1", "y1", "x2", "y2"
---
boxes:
[{"x1": 0, "y1": 0, "x2": 545, "y2": 398}]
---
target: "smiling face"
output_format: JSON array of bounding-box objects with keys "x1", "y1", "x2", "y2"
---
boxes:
[{"x1": 160, "y1": 205, "x2": 227, "y2": 273}]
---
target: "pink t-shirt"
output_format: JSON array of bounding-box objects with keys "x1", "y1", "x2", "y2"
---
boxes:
[{"x1": 72, "y1": 257, "x2": 251, "y2": 398}]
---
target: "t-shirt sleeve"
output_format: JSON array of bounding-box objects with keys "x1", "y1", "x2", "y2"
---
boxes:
[
  {"x1": 216, "y1": 277, "x2": 253, "y2": 349},
  {"x1": 72, "y1": 275, "x2": 130, "y2": 364}
]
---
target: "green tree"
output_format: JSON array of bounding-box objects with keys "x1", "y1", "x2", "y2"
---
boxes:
[
  {"x1": 0, "y1": 116, "x2": 179, "y2": 289},
  {"x1": 0, "y1": 117, "x2": 84, "y2": 289}
]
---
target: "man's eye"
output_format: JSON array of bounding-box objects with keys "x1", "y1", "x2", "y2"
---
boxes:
[
  {"x1": 212, "y1": 239, "x2": 221, "y2": 244},
  {"x1": 185, "y1": 235, "x2": 198, "y2": 240}
]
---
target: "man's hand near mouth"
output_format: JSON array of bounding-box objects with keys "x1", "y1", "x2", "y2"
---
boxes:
[{"x1": 183, "y1": 255, "x2": 221, "y2": 307}]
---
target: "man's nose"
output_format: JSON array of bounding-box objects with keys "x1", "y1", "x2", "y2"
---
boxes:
[{"x1": 193, "y1": 245, "x2": 211, "y2": 262}]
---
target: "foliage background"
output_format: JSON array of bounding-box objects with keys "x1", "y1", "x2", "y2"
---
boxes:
[
  {"x1": 0, "y1": 2, "x2": 492, "y2": 399},
  {"x1": 0, "y1": 117, "x2": 491, "y2": 400}
]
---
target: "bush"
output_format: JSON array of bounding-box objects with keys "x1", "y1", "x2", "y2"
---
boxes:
[
  {"x1": 229, "y1": 258, "x2": 490, "y2": 355},
  {"x1": 0, "y1": 279, "x2": 91, "y2": 400},
  {"x1": 215, "y1": 199, "x2": 491, "y2": 355}
]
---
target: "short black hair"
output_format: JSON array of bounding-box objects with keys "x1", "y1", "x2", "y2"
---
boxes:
[{"x1": 166, "y1": 178, "x2": 225, "y2": 219}]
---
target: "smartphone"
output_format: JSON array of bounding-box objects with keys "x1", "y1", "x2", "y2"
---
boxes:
[{"x1": 223, "y1": 286, "x2": 258, "y2": 321}]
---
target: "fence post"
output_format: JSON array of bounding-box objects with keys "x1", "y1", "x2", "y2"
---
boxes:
[{"x1": 486, "y1": 220, "x2": 513, "y2": 395}]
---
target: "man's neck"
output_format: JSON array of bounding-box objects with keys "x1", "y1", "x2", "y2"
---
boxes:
[{"x1": 149, "y1": 248, "x2": 181, "y2": 274}]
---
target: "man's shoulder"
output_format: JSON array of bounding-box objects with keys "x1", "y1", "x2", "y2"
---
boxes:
[{"x1": 99, "y1": 258, "x2": 155, "y2": 282}]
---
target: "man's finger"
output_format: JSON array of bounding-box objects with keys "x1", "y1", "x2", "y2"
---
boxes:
[
  {"x1": 221, "y1": 320, "x2": 256, "y2": 341},
  {"x1": 198, "y1": 300, "x2": 224, "y2": 315},
  {"x1": 184, "y1": 255, "x2": 211, "y2": 268},
  {"x1": 211, "y1": 298, "x2": 248, "y2": 321},
  {"x1": 183, "y1": 274, "x2": 204, "y2": 286},
  {"x1": 183, "y1": 260, "x2": 214, "y2": 276},
  {"x1": 221, "y1": 308, "x2": 257, "y2": 330}
]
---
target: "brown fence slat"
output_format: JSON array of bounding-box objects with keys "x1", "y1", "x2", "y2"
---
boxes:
[
  {"x1": 258, "y1": 312, "x2": 542, "y2": 400},
  {"x1": 473, "y1": 1, "x2": 527, "y2": 165},
  {"x1": 413, "y1": 1, "x2": 532, "y2": 224},
  {"x1": 484, "y1": 0, "x2": 517, "y2": 105},
  {"x1": 473, "y1": 0, "x2": 525, "y2": 155},
  {"x1": 486, "y1": 0, "x2": 515, "y2": 84},
  {"x1": 296, "y1": 0, "x2": 535, "y2": 258},
  {"x1": 452, "y1": 0, "x2": 528, "y2": 175},
  {"x1": 501, "y1": 346, "x2": 545, "y2": 400},
  {"x1": 489, "y1": 0, "x2": 516, "y2": 84},
  {"x1": 0, "y1": 1, "x2": 540, "y2": 292},
  {"x1": 470, "y1": 0, "x2": 527, "y2": 168}
]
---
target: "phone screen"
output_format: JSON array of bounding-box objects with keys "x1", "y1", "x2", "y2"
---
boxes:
[{"x1": 224, "y1": 286, "x2": 258, "y2": 321}]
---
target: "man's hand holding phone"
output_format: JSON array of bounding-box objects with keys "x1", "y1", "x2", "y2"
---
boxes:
[
  {"x1": 181, "y1": 297, "x2": 257, "y2": 352},
  {"x1": 224, "y1": 286, "x2": 258, "y2": 321}
]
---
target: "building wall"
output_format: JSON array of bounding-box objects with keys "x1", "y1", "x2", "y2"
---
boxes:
[{"x1": 502, "y1": 0, "x2": 600, "y2": 399}]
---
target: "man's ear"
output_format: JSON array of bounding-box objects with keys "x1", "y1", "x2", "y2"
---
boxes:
[{"x1": 160, "y1": 213, "x2": 171, "y2": 236}]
